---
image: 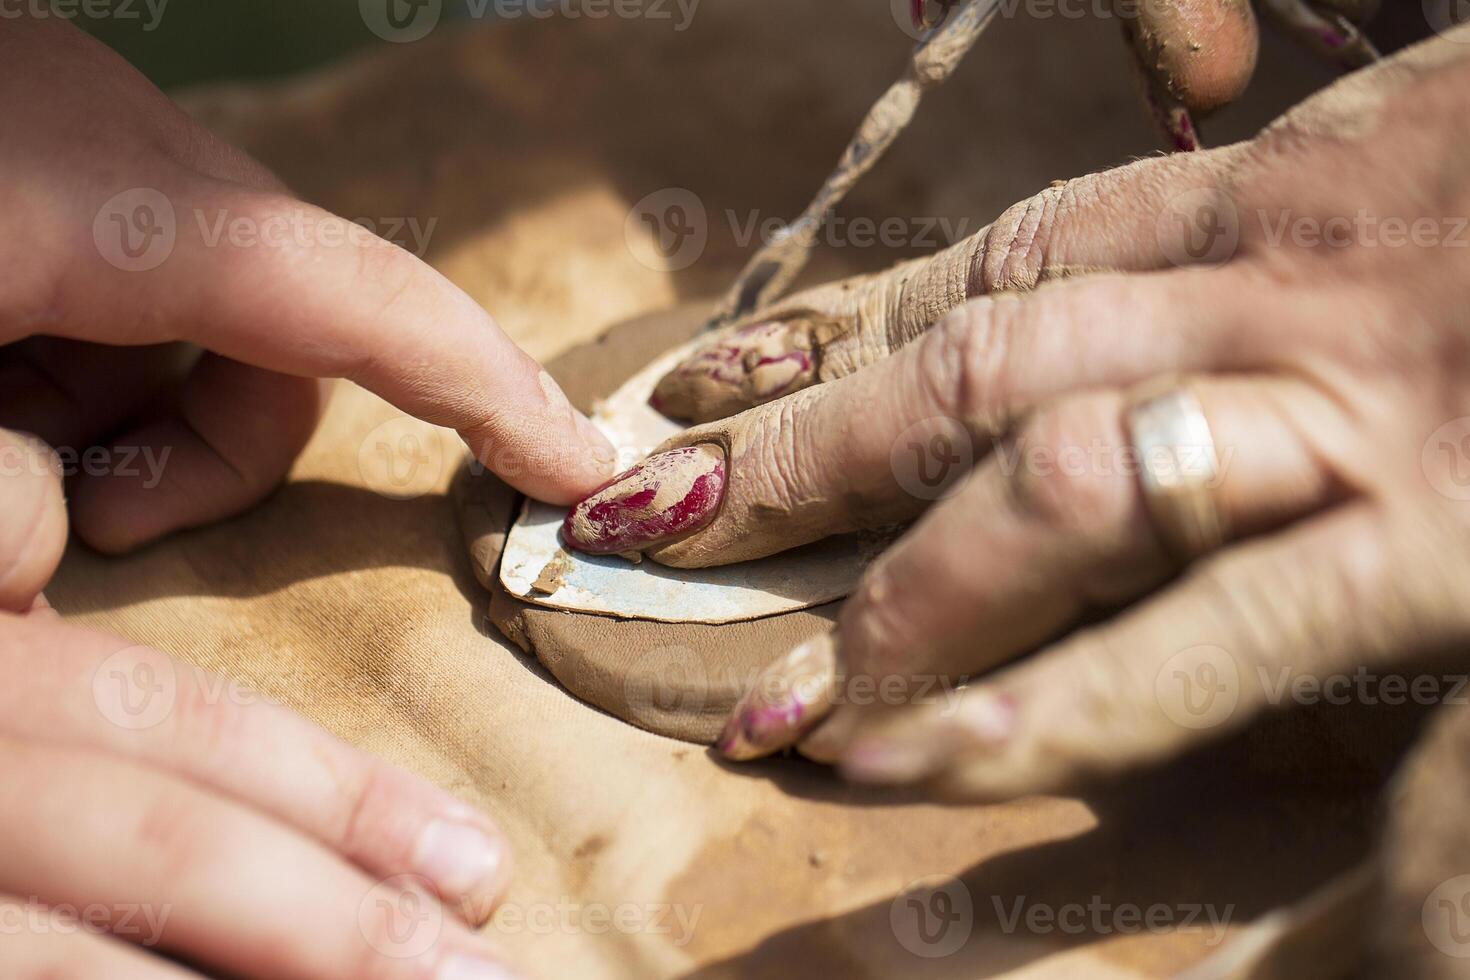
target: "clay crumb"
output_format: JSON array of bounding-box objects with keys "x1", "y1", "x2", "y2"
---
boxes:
[{"x1": 531, "y1": 548, "x2": 575, "y2": 594}]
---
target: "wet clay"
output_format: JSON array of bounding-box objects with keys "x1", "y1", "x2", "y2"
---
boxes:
[{"x1": 455, "y1": 304, "x2": 839, "y2": 743}]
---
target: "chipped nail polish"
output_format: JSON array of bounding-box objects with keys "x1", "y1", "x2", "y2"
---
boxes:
[
  {"x1": 718, "y1": 632, "x2": 839, "y2": 761},
  {"x1": 562, "y1": 445, "x2": 725, "y2": 555},
  {"x1": 651, "y1": 319, "x2": 820, "y2": 422}
]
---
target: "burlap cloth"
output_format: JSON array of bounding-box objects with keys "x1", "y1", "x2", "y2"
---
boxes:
[{"x1": 47, "y1": 6, "x2": 1385, "y2": 977}]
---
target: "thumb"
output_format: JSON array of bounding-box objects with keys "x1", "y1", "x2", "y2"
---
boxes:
[{"x1": 0, "y1": 428, "x2": 68, "y2": 612}]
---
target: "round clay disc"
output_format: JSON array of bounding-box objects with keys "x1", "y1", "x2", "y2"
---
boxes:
[{"x1": 454, "y1": 304, "x2": 839, "y2": 743}]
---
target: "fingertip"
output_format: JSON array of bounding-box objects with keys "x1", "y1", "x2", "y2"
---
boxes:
[
  {"x1": 561, "y1": 445, "x2": 726, "y2": 555},
  {"x1": 1131, "y1": 0, "x2": 1260, "y2": 115},
  {"x1": 572, "y1": 410, "x2": 620, "y2": 482},
  {"x1": 717, "y1": 632, "x2": 840, "y2": 760},
  {"x1": 411, "y1": 814, "x2": 516, "y2": 926},
  {"x1": 70, "y1": 361, "x2": 322, "y2": 554},
  {"x1": 652, "y1": 319, "x2": 822, "y2": 424},
  {"x1": 0, "y1": 428, "x2": 69, "y2": 612}
]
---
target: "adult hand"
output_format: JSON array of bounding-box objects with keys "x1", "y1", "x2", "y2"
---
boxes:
[
  {"x1": 564, "y1": 28, "x2": 1470, "y2": 795},
  {"x1": 0, "y1": 608, "x2": 520, "y2": 978},
  {"x1": 0, "y1": 14, "x2": 616, "y2": 613}
]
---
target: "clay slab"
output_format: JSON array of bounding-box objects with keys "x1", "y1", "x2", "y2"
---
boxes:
[{"x1": 500, "y1": 339, "x2": 887, "y2": 623}]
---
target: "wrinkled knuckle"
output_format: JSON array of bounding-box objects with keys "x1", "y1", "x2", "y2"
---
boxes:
[
  {"x1": 171, "y1": 667, "x2": 252, "y2": 764},
  {"x1": 1186, "y1": 539, "x2": 1341, "y2": 668},
  {"x1": 979, "y1": 184, "x2": 1068, "y2": 293},
  {"x1": 844, "y1": 563, "x2": 925, "y2": 676},
  {"x1": 746, "y1": 395, "x2": 825, "y2": 517},
  {"x1": 129, "y1": 783, "x2": 220, "y2": 891},
  {"x1": 335, "y1": 763, "x2": 402, "y2": 866},
  {"x1": 921, "y1": 298, "x2": 1016, "y2": 432},
  {"x1": 1009, "y1": 402, "x2": 1136, "y2": 538}
]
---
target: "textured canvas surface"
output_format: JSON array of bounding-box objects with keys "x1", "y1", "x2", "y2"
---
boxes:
[{"x1": 46, "y1": 7, "x2": 1377, "y2": 976}]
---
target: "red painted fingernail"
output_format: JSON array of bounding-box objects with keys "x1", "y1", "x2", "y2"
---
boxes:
[
  {"x1": 562, "y1": 445, "x2": 725, "y2": 555},
  {"x1": 718, "y1": 633, "x2": 839, "y2": 761}
]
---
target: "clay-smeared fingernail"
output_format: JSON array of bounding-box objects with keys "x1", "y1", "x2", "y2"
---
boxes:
[
  {"x1": 718, "y1": 632, "x2": 839, "y2": 761},
  {"x1": 562, "y1": 445, "x2": 725, "y2": 555},
  {"x1": 840, "y1": 692, "x2": 1016, "y2": 785},
  {"x1": 652, "y1": 320, "x2": 819, "y2": 423}
]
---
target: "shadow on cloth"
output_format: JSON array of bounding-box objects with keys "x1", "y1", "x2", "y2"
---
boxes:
[
  {"x1": 677, "y1": 748, "x2": 1381, "y2": 979},
  {"x1": 54, "y1": 479, "x2": 488, "y2": 615}
]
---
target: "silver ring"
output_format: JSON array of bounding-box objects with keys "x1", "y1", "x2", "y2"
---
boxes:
[{"x1": 1126, "y1": 378, "x2": 1227, "y2": 561}]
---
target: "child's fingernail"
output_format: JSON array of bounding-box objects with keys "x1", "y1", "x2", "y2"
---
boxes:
[
  {"x1": 413, "y1": 819, "x2": 512, "y2": 911},
  {"x1": 839, "y1": 737, "x2": 935, "y2": 785},
  {"x1": 561, "y1": 445, "x2": 725, "y2": 555},
  {"x1": 840, "y1": 692, "x2": 1016, "y2": 785},
  {"x1": 651, "y1": 320, "x2": 818, "y2": 422},
  {"x1": 436, "y1": 951, "x2": 524, "y2": 980},
  {"x1": 718, "y1": 632, "x2": 839, "y2": 761}
]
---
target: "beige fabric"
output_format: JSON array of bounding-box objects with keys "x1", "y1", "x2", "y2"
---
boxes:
[{"x1": 47, "y1": 6, "x2": 1380, "y2": 977}]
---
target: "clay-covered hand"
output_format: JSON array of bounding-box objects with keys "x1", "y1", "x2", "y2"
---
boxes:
[
  {"x1": 0, "y1": 14, "x2": 616, "y2": 612},
  {"x1": 0, "y1": 607, "x2": 522, "y2": 977},
  {"x1": 569, "y1": 28, "x2": 1470, "y2": 792}
]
